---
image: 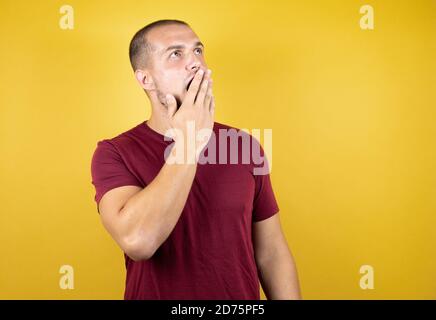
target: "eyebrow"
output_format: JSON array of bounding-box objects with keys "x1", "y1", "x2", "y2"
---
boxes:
[{"x1": 162, "y1": 41, "x2": 204, "y2": 55}]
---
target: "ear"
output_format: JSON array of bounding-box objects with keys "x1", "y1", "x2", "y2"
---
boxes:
[{"x1": 135, "y1": 69, "x2": 155, "y2": 91}]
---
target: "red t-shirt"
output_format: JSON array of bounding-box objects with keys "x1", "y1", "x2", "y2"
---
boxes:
[{"x1": 91, "y1": 121, "x2": 279, "y2": 299}]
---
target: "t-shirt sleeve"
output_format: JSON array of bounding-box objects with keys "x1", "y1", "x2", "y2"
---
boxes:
[
  {"x1": 91, "y1": 140, "x2": 142, "y2": 207},
  {"x1": 251, "y1": 138, "x2": 280, "y2": 222}
]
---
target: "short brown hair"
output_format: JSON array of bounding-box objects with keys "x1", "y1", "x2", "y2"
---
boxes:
[{"x1": 129, "y1": 19, "x2": 190, "y2": 71}]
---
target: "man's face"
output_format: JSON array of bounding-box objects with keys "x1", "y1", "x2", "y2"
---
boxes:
[{"x1": 145, "y1": 24, "x2": 208, "y2": 106}]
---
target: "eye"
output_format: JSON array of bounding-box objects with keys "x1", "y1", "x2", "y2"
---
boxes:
[
  {"x1": 170, "y1": 50, "x2": 182, "y2": 58},
  {"x1": 194, "y1": 47, "x2": 203, "y2": 55}
]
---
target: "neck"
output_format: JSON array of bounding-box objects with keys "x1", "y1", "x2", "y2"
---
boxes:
[
  {"x1": 146, "y1": 112, "x2": 171, "y2": 137},
  {"x1": 145, "y1": 92, "x2": 173, "y2": 138}
]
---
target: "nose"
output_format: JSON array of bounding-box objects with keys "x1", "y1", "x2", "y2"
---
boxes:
[{"x1": 186, "y1": 57, "x2": 202, "y2": 73}]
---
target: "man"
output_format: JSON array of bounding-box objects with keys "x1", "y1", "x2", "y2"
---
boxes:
[{"x1": 91, "y1": 19, "x2": 301, "y2": 300}]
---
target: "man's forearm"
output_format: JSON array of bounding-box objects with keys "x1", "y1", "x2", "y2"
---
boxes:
[
  {"x1": 119, "y1": 141, "x2": 197, "y2": 258},
  {"x1": 257, "y1": 247, "x2": 302, "y2": 300}
]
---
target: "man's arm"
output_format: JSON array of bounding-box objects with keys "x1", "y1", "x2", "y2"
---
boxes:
[
  {"x1": 98, "y1": 156, "x2": 196, "y2": 261},
  {"x1": 253, "y1": 213, "x2": 302, "y2": 299}
]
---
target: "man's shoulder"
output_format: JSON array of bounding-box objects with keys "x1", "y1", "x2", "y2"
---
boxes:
[
  {"x1": 110, "y1": 121, "x2": 147, "y2": 142},
  {"x1": 98, "y1": 121, "x2": 146, "y2": 146},
  {"x1": 213, "y1": 121, "x2": 247, "y2": 135}
]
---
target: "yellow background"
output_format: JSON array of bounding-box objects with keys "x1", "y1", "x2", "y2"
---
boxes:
[{"x1": 0, "y1": 0, "x2": 434, "y2": 299}]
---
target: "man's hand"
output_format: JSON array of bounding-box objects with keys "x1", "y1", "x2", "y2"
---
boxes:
[{"x1": 165, "y1": 69, "x2": 215, "y2": 162}]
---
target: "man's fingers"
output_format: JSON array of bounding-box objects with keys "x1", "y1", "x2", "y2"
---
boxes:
[
  {"x1": 184, "y1": 69, "x2": 204, "y2": 106},
  {"x1": 209, "y1": 95, "x2": 215, "y2": 116},
  {"x1": 194, "y1": 69, "x2": 211, "y2": 107},
  {"x1": 195, "y1": 76, "x2": 209, "y2": 107},
  {"x1": 204, "y1": 78, "x2": 213, "y2": 110},
  {"x1": 166, "y1": 94, "x2": 177, "y2": 118}
]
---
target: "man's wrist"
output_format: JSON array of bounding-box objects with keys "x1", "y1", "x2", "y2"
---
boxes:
[{"x1": 167, "y1": 139, "x2": 199, "y2": 166}]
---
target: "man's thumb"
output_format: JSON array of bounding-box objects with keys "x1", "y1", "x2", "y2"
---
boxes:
[{"x1": 166, "y1": 94, "x2": 177, "y2": 118}]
